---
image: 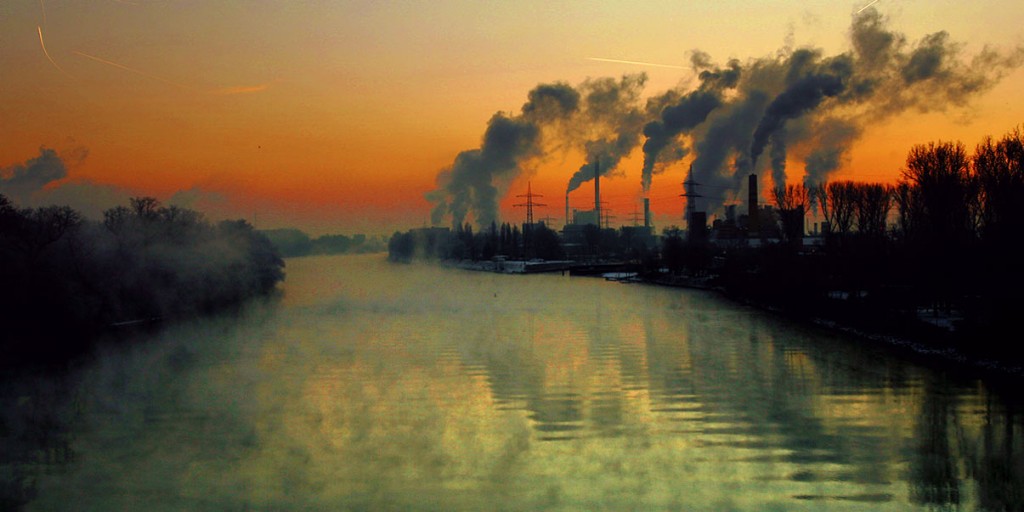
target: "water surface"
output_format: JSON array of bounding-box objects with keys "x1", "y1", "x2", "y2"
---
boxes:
[{"x1": 4, "y1": 254, "x2": 1022, "y2": 511}]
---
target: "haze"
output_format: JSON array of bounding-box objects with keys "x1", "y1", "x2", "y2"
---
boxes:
[{"x1": 2, "y1": 0, "x2": 1023, "y2": 234}]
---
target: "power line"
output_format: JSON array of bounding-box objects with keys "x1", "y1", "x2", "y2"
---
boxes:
[{"x1": 628, "y1": 205, "x2": 643, "y2": 226}]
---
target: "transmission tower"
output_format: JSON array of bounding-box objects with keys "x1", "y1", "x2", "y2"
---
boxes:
[
  {"x1": 514, "y1": 182, "x2": 546, "y2": 225},
  {"x1": 601, "y1": 208, "x2": 616, "y2": 229},
  {"x1": 681, "y1": 181, "x2": 703, "y2": 217},
  {"x1": 628, "y1": 205, "x2": 643, "y2": 226}
]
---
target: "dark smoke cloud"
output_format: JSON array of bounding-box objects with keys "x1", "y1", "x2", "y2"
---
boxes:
[
  {"x1": 688, "y1": 91, "x2": 771, "y2": 207},
  {"x1": 640, "y1": 90, "x2": 721, "y2": 193},
  {"x1": 849, "y1": 9, "x2": 1024, "y2": 116},
  {"x1": 428, "y1": 82, "x2": 581, "y2": 227},
  {"x1": 427, "y1": 113, "x2": 543, "y2": 228},
  {"x1": 768, "y1": 129, "x2": 789, "y2": 188},
  {"x1": 802, "y1": 118, "x2": 862, "y2": 187},
  {"x1": 0, "y1": 148, "x2": 67, "y2": 204},
  {"x1": 681, "y1": 7, "x2": 1021, "y2": 214},
  {"x1": 566, "y1": 75, "x2": 646, "y2": 194},
  {"x1": 427, "y1": 8, "x2": 1023, "y2": 226},
  {"x1": 902, "y1": 32, "x2": 949, "y2": 84},
  {"x1": 521, "y1": 83, "x2": 581, "y2": 123},
  {"x1": 749, "y1": 69, "x2": 847, "y2": 183},
  {"x1": 638, "y1": 54, "x2": 742, "y2": 194},
  {"x1": 429, "y1": 78, "x2": 650, "y2": 227},
  {"x1": 695, "y1": 54, "x2": 742, "y2": 89}
]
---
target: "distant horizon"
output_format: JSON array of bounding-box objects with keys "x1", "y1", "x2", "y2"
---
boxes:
[{"x1": 4, "y1": 1, "x2": 1023, "y2": 235}]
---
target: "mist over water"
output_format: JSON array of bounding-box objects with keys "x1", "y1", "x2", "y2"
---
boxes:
[{"x1": 4, "y1": 254, "x2": 1023, "y2": 510}]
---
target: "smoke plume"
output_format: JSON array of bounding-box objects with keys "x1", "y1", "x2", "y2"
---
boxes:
[
  {"x1": 638, "y1": 55, "x2": 741, "y2": 194},
  {"x1": 427, "y1": 8, "x2": 1024, "y2": 226},
  {"x1": 429, "y1": 77, "x2": 652, "y2": 227},
  {"x1": 566, "y1": 75, "x2": 647, "y2": 194}
]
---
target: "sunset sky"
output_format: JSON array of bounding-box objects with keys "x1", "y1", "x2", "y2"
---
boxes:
[{"x1": 2, "y1": 0, "x2": 1023, "y2": 235}]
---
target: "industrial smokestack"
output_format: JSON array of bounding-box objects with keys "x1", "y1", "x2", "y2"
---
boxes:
[
  {"x1": 565, "y1": 193, "x2": 569, "y2": 227},
  {"x1": 594, "y1": 160, "x2": 601, "y2": 228},
  {"x1": 748, "y1": 173, "x2": 759, "y2": 234},
  {"x1": 644, "y1": 198, "x2": 650, "y2": 229}
]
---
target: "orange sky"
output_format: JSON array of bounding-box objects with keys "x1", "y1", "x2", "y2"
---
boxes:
[{"x1": 2, "y1": 0, "x2": 1023, "y2": 234}]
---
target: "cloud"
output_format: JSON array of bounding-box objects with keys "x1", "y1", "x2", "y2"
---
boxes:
[{"x1": 0, "y1": 147, "x2": 68, "y2": 204}]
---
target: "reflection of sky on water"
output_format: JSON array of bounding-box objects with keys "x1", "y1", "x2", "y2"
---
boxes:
[{"x1": 6, "y1": 254, "x2": 1023, "y2": 511}]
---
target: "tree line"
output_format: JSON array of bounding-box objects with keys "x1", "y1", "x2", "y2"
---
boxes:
[
  {"x1": 259, "y1": 228, "x2": 385, "y2": 258},
  {"x1": 388, "y1": 222, "x2": 569, "y2": 263},
  {"x1": 388, "y1": 125, "x2": 1024, "y2": 364},
  {"x1": 723, "y1": 126, "x2": 1024, "y2": 362},
  {"x1": 0, "y1": 195, "x2": 285, "y2": 364}
]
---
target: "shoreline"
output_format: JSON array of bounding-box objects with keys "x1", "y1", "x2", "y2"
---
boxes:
[
  {"x1": 669, "y1": 279, "x2": 1024, "y2": 384},
  {"x1": 435, "y1": 257, "x2": 1024, "y2": 384}
]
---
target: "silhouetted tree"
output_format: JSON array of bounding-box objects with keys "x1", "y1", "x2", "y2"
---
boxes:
[
  {"x1": 853, "y1": 183, "x2": 892, "y2": 238},
  {"x1": 815, "y1": 181, "x2": 857, "y2": 238},
  {"x1": 900, "y1": 141, "x2": 977, "y2": 246},
  {"x1": 661, "y1": 226, "x2": 685, "y2": 274},
  {"x1": 0, "y1": 196, "x2": 285, "y2": 364},
  {"x1": 897, "y1": 141, "x2": 977, "y2": 316},
  {"x1": 772, "y1": 184, "x2": 808, "y2": 244},
  {"x1": 262, "y1": 228, "x2": 313, "y2": 257},
  {"x1": 974, "y1": 127, "x2": 1024, "y2": 245},
  {"x1": 531, "y1": 223, "x2": 564, "y2": 260}
]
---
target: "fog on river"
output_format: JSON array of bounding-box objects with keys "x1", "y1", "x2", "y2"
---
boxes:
[{"x1": 3, "y1": 254, "x2": 1022, "y2": 511}]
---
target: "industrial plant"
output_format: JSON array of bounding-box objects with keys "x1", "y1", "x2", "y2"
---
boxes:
[{"x1": 392, "y1": 124, "x2": 1024, "y2": 369}]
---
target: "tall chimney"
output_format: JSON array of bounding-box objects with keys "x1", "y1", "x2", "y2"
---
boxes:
[
  {"x1": 643, "y1": 198, "x2": 650, "y2": 229},
  {"x1": 594, "y1": 160, "x2": 601, "y2": 228},
  {"x1": 565, "y1": 193, "x2": 570, "y2": 227},
  {"x1": 748, "y1": 173, "x2": 759, "y2": 234}
]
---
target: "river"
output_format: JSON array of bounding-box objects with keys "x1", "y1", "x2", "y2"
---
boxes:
[{"x1": 3, "y1": 254, "x2": 1022, "y2": 511}]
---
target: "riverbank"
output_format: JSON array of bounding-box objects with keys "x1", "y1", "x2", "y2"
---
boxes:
[
  {"x1": 0, "y1": 195, "x2": 285, "y2": 369},
  {"x1": 641, "y1": 272, "x2": 1024, "y2": 383},
  {"x1": 437, "y1": 257, "x2": 1024, "y2": 382}
]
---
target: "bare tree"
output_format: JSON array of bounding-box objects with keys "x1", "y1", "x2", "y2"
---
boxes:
[
  {"x1": 853, "y1": 183, "x2": 892, "y2": 237},
  {"x1": 813, "y1": 182, "x2": 834, "y2": 235},
  {"x1": 771, "y1": 184, "x2": 810, "y2": 211},
  {"x1": 893, "y1": 182, "x2": 921, "y2": 239},
  {"x1": 974, "y1": 127, "x2": 1024, "y2": 243},
  {"x1": 10, "y1": 205, "x2": 82, "y2": 261},
  {"x1": 816, "y1": 181, "x2": 858, "y2": 237},
  {"x1": 772, "y1": 184, "x2": 809, "y2": 243},
  {"x1": 901, "y1": 141, "x2": 976, "y2": 244}
]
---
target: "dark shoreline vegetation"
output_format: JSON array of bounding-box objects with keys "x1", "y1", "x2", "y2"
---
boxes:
[
  {"x1": 390, "y1": 128, "x2": 1024, "y2": 377},
  {"x1": 0, "y1": 195, "x2": 285, "y2": 367},
  {"x1": 258, "y1": 228, "x2": 386, "y2": 258}
]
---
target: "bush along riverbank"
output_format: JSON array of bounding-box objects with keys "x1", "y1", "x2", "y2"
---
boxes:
[{"x1": 0, "y1": 195, "x2": 285, "y2": 366}]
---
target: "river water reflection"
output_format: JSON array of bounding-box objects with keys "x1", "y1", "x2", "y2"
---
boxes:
[{"x1": 5, "y1": 254, "x2": 1023, "y2": 510}]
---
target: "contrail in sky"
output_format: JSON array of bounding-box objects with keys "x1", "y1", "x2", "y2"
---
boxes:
[
  {"x1": 74, "y1": 50, "x2": 271, "y2": 95},
  {"x1": 38, "y1": 26, "x2": 72, "y2": 78},
  {"x1": 587, "y1": 57, "x2": 685, "y2": 69},
  {"x1": 857, "y1": 0, "x2": 880, "y2": 13},
  {"x1": 73, "y1": 50, "x2": 199, "y2": 92}
]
